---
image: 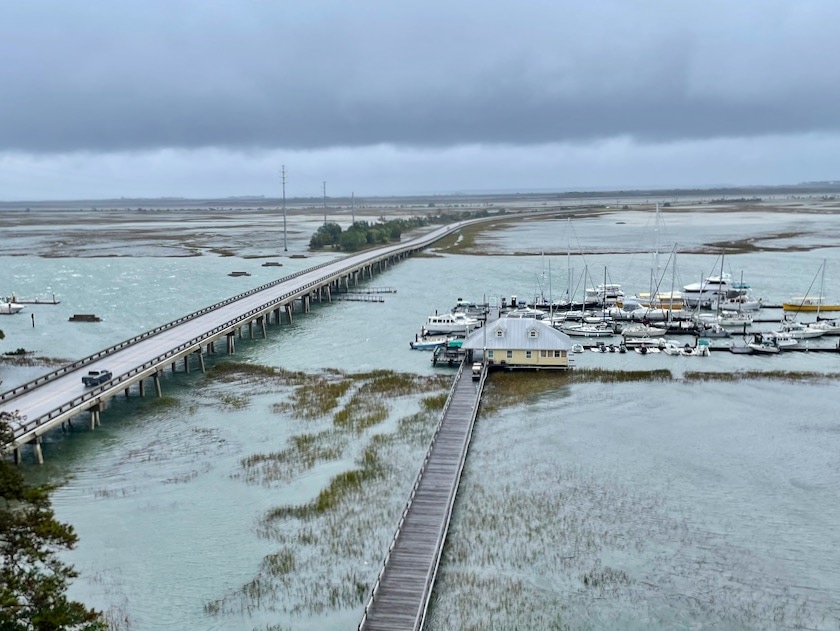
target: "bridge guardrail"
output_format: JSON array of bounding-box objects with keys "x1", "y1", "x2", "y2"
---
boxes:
[
  {"x1": 5, "y1": 223, "x2": 465, "y2": 446},
  {"x1": 6, "y1": 216, "x2": 528, "y2": 454}
]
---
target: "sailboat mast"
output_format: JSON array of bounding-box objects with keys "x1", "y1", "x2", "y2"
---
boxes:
[
  {"x1": 818, "y1": 258, "x2": 826, "y2": 320},
  {"x1": 669, "y1": 246, "x2": 677, "y2": 324}
]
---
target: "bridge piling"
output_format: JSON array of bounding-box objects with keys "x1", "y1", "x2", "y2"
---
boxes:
[
  {"x1": 1, "y1": 219, "x2": 476, "y2": 461},
  {"x1": 139, "y1": 379, "x2": 146, "y2": 397},
  {"x1": 196, "y1": 350, "x2": 206, "y2": 373},
  {"x1": 33, "y1": 436, "x2": 43, "y2": 464}
]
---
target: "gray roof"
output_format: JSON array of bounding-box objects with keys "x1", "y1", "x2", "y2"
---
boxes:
[{"x1": 461, "y1": 318, "x2": 572, "y2": 351}]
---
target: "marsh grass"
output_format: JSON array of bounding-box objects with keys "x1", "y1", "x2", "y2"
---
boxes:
[
  {"x1": 272, "y1": 377, "x2": 351, "y2": 419},
  {"x1": 238, "y1": 430, "x2": 346, "y2": 486},
  {"x1": 262, "y1": 549, "x2": 296, "y2": 576},
  {"x1": 684, "y1": 370, "x2": 840, "y2": 383},
  {"x1": 219, "y1": 393, "x2": 249, "y2": 409},
  {"x1": 209, "y1": 362, "x2": 308, "y2": 385},
  {"x1": 332, "y1": 394, "x2": 389, "y2": 432},
  {"x1": 433, "y1": 220, "x2": 512, "y2": 255},
  {"x1": 147, "y1": 395, "x2": 178, "y2": 409},
  {"x1": 420, "y1": 392, "x2": 448, "y2": 411},
  {"x1": 208, "y1": 367, "x2": 451, "y2": 621},
  {"x1": 482, "y1": 368, "x2": 673, "y2": 412},
  {"x1": 264, "y1": 444, "x2": 384, "y2": 521}
]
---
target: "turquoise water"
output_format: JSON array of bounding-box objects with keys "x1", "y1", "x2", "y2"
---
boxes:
[{"x1": 2, "y1": 207, "x2": 840, "y2": 630}]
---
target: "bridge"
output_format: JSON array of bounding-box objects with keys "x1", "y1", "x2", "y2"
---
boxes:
[{"x1": 0, "y1": 220, "x2": 478, "y2": 462}]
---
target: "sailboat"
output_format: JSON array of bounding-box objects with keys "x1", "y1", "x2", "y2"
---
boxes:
[
  {"x1": 797, "y1": 260, "x2": 840, "y2": 335},
  {"x1": 782, "y1": 260, "x2": 840, "y2": 313}
]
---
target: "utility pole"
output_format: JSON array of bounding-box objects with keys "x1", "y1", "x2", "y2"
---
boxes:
[
  {"x1": 323, "y1": 181, "x2": 327, "y2": 225},
  {"x1": 351, "y1": 191, "x2": 355, "y2": 225},
  {"x1": 280, "y1": 165, "x2": 287, "y2": 251}
]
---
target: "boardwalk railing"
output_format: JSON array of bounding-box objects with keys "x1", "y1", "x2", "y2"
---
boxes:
[{"x1": 358, "y1": 360, "x2": 487, "y2": 630}]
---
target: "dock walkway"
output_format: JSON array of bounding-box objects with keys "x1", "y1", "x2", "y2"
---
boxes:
[{"x1": 359, "y1": 361, "x2": 486, "y2": 630}]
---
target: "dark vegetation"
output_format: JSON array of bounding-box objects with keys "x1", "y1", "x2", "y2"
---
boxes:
[
  {"x1": 0, "y1": 416, "x2": 105, "y2": 630},
  {"x1": 308, "y1": 208, "x2": 503, "y2": 251}
]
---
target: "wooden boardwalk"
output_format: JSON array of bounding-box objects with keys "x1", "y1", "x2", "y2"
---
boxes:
[{"x1": 359, "y1": 361, "x2": 486, "y2": 631}]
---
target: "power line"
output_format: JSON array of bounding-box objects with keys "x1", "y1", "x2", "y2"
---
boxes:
[{"x1": 280, "y1": 165, "x2": 287, "y2": 252}]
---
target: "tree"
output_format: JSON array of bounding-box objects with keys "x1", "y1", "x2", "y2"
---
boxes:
[
  {"x1": 0, "y1": 418, "x2": 105, "y2": 631},
  {"x1": 309, "y1": 222, "x2": 343, "y2": 249}
]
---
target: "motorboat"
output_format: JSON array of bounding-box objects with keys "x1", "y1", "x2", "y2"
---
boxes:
[
  {"x1": 423, "y1": 312, "x2": 480, "y2": 335},
  {"x1": 681, "y1": 339, "x2": 712, "y2": 356},
  {"x1": 561, "y1": 322, "x2": 615, "y2": 337},
  {"x1": 0, "y1": 300, "x2": 24, "y2": 315},
  {"x1": 620, "y1": 323, "x2": 667, "y2": 338},
  {"x1": 694, "y1": 310, "x2": 753, "y2": 328},
  {"x1": 505, "y1": 306, "x2": 547, "y2": 320},
  {"x1": 659, "y1": 339, "x2": 685, "y2": 355},
  {"x1": 682, "y1": 272, "x2": 747, "y2": 308},
  {"x1": 410, "y1": 335, "x2": 461, "y2": 350},
  {"x1": 748, "y1": 332, "x2": 782, "y2": 354},
  {"x1": 712, "y1": 294, "x2": 763, "y2": 312},
  {"x1": 694, "y1": 322, "x2": 731, "y2": 338},
  {"x1": 571, "y1": 343, "x2": 585, "y2": 353},
  {"x1": 756, "y1": 330, "x2": 799, "y2": 350},
  {"x1": 451, "y1": 298, "x2": 487, "y2": 318},
  {"x1": 583, "y1": 283, "x2": 625, "y2": 307}
]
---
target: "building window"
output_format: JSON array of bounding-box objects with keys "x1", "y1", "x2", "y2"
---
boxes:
[
  {"x1": 525, "y1": 350, "x2": 532, "y2": 359},
  {"x1": 487, "y1": 350, "x2": 494, "y2": 358},
  {"x1": 554, "y1": 350, "x2": 562, "y2": 358},
  {"x1": 540, "y1": 350, "x2": 548, "y2": 358},
  {"x1": 495, "y1": 328, "x2": 505, "y2": 338},
  {"x1": 506, "y1": 350, "x2": 513, "y2": 359},
  {"x1": 528, "y1": 328, "x2": 538, "y2": 339}
]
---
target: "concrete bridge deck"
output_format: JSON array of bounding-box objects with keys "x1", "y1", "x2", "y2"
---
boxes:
[{"x1": 0, "y1": 222, "x2": 470, "y2": 459}]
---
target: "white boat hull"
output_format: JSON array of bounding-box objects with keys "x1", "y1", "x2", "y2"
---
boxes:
[{"x1": 0, "y1": 302, "x2": 24, "y2": 314}]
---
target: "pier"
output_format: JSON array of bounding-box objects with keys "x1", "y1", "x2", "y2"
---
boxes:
[{"x1": 359, "y1": 360, "x2": 486, "y2": 631}]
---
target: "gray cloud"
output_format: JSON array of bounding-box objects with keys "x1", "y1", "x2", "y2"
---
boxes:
[{"x1": 2, "y1": 0, "x2": 839, "y2": 154}]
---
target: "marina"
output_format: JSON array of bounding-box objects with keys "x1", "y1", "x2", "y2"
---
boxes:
[{"x1": 2, "y1": 202, "x2": 840, "y2": 630}]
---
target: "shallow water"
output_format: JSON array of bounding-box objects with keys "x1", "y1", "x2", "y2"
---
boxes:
[{"x1": 3, "y1": 205, "x2": 840, "y2": 630}]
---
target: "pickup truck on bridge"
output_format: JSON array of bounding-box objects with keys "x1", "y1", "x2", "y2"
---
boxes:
[{"x1": 82, "y1": 370, "x2": 112, "y2": 387}]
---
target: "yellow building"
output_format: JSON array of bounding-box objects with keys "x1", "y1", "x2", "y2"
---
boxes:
[{"x1": 462, "y1": 318, "x2": 573, "y2": 369}]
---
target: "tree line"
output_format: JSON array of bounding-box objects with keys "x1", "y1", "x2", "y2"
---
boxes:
[{"x1": 308, "y1": 208, "x2": 501, "y2": 252}]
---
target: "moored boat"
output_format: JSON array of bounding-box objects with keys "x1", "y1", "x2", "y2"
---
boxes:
[
  {"x1": 423, "y1": 312, "x2": 480, "y2": 335},
  {"x1": 410, "y1": 335, "x2": 461, "y2": 350},
  {"x1": 561, "y1": 322, "x2": 615, "y2": 337},
  {"x1": 748, "y1": 332, "x2": 782, "y2": 354},
  {"x1": 782, "y1": 296, "x2": 840, "y2": 312},
  {"x1": 0, "y1": 300, "x2": 24, "y2": 315}
]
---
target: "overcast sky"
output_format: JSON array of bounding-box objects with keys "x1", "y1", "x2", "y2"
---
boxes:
[{"x1": 1, "y1": 0, "x2": 839, "y2": 200}]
